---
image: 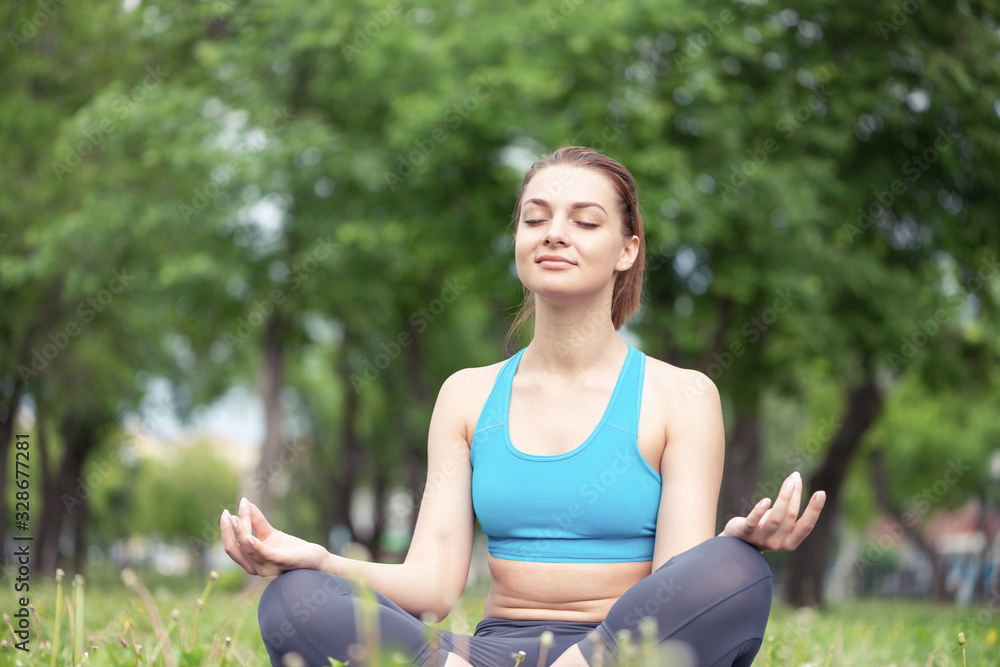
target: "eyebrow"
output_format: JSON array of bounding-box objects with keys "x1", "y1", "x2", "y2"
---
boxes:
[{"x1": 523, "y1": 199, "x2": 608, "y2": 215}]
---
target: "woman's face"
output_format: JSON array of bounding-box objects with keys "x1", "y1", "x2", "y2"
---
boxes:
[{"x1": 514, "y1": 164, "x2": 638, "y2": 303}]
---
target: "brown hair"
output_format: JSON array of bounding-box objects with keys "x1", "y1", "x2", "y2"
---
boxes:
[{"x1": 506, "y1": 146, "x2": 646, "y2": 350}]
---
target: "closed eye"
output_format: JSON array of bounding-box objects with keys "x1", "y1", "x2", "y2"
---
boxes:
[
  {"x1": 576, "y1": 221, "x2": 599, "y2": 229},
  {"x1": 523, "y1": 219, "x2": 545, "y2": 225}
]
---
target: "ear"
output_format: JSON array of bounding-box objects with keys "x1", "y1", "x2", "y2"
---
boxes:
[{"x1": 615, "y1": 235, "x2": 640, "y2": 272}]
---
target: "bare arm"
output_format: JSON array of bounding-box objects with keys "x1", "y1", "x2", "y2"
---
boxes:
[
  {"x1": 222, "y1": 370, "x2": 477, "y2": 621},
  {"x1": 651, "y1": 369, "x2": 725, "y2": 571}
]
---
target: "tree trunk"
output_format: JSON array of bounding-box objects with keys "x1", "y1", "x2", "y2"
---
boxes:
[
  {"x1": 696, "y1": 298, "x2": 733, "y2": 374},
  {"x1": 245, "y1": 313, "x2": 286, "y2": 515},
  {"x1": 37, "y1": 407, "x2": 62, "y2": 573},
  {"x1": 786, "y1": 368, "x2": 884, "y2": 607},
  {"x1": 365, "y1": 466, "x2": 389, "y2": 559},
  {"x1": 331, "y1": 338, "x2": 364, "y2": 547},
  {"x1": 868, "y1": 448, "x2": 948, "y2": 599},
  {"x1": 39, "y1": 414, "x2": 100, "y2": 574},
  {"x1": 0, "y1": 377, "x2": 24, "y2": 563},
  {"x1": 71, "y1": 491, "x2": 88, "y2": 575},
  {"x1": 38, "y1": 414, "x2": 74, "y2": 574},
  {"x1": 973, "y1": 496, "x2": 992, "y2": 603},
  {"x1": 402, "y1": 332, "x2": 431, "y2": 536},
  {"x1": 718, "y1": 412, "x2": 762, "y2": 532}
]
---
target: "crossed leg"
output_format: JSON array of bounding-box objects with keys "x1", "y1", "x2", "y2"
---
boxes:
[{"x1": 257, "y1": 537, "x2": 771, "y2": 667}]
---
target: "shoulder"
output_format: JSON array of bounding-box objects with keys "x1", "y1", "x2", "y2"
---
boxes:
[
  {"x1": 435, "y1": 358, "x2": 510, "y2": 443},
  {"x1": 439, "y1": 359, "x2": 508, "y2": 402},
  {"x1": 642, "y1": 355, "x2": 720, "y2": 410},
  {"x1": 641, "y1": 355, "x2": 723, "y2": 435}
]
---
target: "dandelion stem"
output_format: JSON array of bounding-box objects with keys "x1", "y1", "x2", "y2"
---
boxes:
[
  {"x1": 72, "y1": 574, "x2": 85, "y2": 663},
  {"x1": 149, "y1": 610, "x2": 181, "y2": 663},
  {"x1": 121, "y1": 568, "x2": 177, "y2": 667},
  {"x1": 185, "y1": 570, "x2": 219, "y2": 649},
  {"x1": 29, "y1": 605, "x2": 42, "y2": 646}
]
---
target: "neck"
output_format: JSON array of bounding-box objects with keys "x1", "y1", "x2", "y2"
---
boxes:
[{"x1": 523, "y1": 294, "x2": 627, "y2": 375}]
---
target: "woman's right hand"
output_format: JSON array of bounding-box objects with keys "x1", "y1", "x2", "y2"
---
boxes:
[{"x1": 220, "y1": 497, "x2": 329, "y2": 577}]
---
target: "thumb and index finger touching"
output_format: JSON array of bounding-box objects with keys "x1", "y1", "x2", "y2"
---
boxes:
[{"x1": 220, "y1": 496, "x2": 275, "y2": 572}]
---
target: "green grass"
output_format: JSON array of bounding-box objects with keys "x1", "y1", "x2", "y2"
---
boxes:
[
  {"x1": 3, "y1": 568, "x2": 999, "y2": 666},
  {"x1": 762, "y1": 601, "x2": 999, "y2": 666}
]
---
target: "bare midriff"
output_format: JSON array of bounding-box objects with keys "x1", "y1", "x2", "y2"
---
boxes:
[{"x1": 482, "y1": 556, "x2": 653, "y2": 621}]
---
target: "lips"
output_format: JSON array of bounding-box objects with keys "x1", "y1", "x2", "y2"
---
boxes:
[{"x1": 536, "y1": 255, "x2": 575, "y2": 265}]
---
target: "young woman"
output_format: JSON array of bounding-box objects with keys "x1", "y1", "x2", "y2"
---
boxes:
[{"x1": 220, "y1": 146, "x2": 826, "y2": 667}]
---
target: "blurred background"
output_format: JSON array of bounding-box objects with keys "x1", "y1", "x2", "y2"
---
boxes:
[{"x1": 2, "y1": 0, "x2": 1000, "y2": 614}]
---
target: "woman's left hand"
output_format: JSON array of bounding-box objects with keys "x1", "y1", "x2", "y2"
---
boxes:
[{"x1": 722, "y1": 471, "x2": 826, "y2": 552}]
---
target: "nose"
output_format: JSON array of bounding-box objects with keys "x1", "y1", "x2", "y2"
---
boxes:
[{"x1": 543, "y1": 214, "x2": 570, "y2": 246}]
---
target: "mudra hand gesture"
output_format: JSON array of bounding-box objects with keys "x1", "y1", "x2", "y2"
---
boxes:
[
  {"x1": 220, "y1": 498, "x2": 328, "y2": 577},
  {"x1": 722, "y1": 471, "x2": 826, "y2": 551}
]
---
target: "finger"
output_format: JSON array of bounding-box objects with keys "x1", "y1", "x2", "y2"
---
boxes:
[
  {"x1": 249, "y1": 501, "x2": 275, "y2": 539},
  {"x1": 243, "y1": 534, "x2": 286, "y2": 576},
  {"x1": 220, "y1": 510, "x2": 257, "y2": 574},
  {"x1": 234, "y1": 498, "x2": 266, "y2": 569},
  {"x1": 744, "y1": 497, "x2": 771, "y2": 529},
  {"x1": 787, "y1": 490, "x2": 826, "y2": 548},
  {"x1": 236, "y1": 497, "x2": 253, "y2": 540},
  {"x1": 224, "y1": 508, "x2": 259, "y2": 575},
  {"x1": 767, "y1": 472, "x2": 797, "y2": 529},
  {"x1": 785, "y1": 472, "x2": 804, "y2": 524}
]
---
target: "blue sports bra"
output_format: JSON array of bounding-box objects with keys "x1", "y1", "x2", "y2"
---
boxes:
[{"x1": 470, "y1": 345, "x2": 662, "y2": 563}]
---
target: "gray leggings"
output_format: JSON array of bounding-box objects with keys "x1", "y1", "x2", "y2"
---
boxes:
[{"x1": 257, "y1": 537, "x2": 773, "y2": 667}]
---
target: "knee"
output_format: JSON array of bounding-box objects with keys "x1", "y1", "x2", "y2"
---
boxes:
[
  {"x1": 701, "y1": 538, "x2": 773, "y2": 623},
  {"x1": 705, "y1": 537, "x2": 773, "y2": 581},
  {"x1": 653, "y1": 537, "x2": 772, "y2": 604},
  {"x1": 258, "y1": 570, "x2": 354, "y2": 644}
]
